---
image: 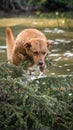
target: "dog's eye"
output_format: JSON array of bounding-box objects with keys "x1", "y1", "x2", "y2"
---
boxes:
[
  {"x1": 42, "y1": 52, "x2": 46, "y2": 55},
  {"x1": 33, "y1": 51, "x2": 38, "y2": 56}
]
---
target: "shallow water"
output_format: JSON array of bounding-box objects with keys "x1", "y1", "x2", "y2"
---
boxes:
[
  {"x1": 0, "y1": 28, "x2": 73, "y2": 76},
  {"x1": 46, "y1": 41, "x2": 73, "y2": 76}
]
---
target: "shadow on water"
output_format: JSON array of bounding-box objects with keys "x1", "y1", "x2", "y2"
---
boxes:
[{"x1": 0, "y1": 25, "x2": 73, "y2": 76}]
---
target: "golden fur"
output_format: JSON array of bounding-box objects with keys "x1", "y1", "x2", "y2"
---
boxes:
[{"x1": 6, "y1": 27, "x2": 52, "y2": 71}]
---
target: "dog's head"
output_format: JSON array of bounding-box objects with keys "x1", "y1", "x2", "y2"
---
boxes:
[{"x1": 24, "y1": 38, "x2": 52, "y2": 71}]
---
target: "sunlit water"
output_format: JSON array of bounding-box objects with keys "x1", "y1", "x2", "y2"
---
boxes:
[
  {"x1": 0, "y1": 28, "x2": 73, "y2": 77},
  {"x1": 47, "y1": 40, "x2": 73, "y2": 76}
]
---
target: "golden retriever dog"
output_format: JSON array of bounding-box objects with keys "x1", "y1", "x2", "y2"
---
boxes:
[{"x1": 6, "y1": 27, "x2": 52, "y2": 72}]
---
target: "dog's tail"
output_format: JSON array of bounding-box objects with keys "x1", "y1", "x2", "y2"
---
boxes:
[{"x1": 6, "y1": 27, "x2": 14, "y2": 61}]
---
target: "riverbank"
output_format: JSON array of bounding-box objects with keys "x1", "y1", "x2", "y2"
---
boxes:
[{"x1": 0, "y1": 11, "x2": 73, "y2": 30}]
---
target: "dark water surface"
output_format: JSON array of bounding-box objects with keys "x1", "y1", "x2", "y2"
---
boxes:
[{"x1": 0, "y1": 28, "x2": 73, "y2": 76}]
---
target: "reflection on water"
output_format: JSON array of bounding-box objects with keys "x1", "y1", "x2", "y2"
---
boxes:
[
  {"x1": 46, "y1": 41, "x2": 73, "y2": 76},
  {"x1": 0, "y1": 46, "x2": 7, "y2": 62},
  {"x1": 0, "y1": 28, "x2": 73, "y2": 76},
  {"x1": 44, "y1": 28, "x2": 65, "y2": 33}
]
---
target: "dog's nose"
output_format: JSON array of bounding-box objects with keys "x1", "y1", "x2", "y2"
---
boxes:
[{"x1": 38, "y1": 61, "x2": 44, "y2": 66}]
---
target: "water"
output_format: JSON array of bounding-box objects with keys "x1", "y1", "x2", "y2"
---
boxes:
[
  {"x1": 44, "y1": 28, "x2": 73, "y2": 76},
  {"x1": 0, "y1": 28, "x2": 73, "y2": 76},
  {"x1": 47, "y1": 41, "x2": 73, "y2": 76}
]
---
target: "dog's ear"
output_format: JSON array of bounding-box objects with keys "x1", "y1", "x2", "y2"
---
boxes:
[
  {"x1": 23, "y1": 42, "x2": 31, "y2": 49},
  {"x1": 46, "y1": 41, "x2": 52, "y2": 48}
]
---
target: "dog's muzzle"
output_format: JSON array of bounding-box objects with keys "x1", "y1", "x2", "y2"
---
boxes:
[{"x1": 38, "y1": 60, "x2": 44, "y2": 67}]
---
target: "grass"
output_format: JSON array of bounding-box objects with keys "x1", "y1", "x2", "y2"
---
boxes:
[
  {"x1": 0, "y1": 11, "x2": 73, "y2": 29},
  {"x1": 0, "y1": 17, "x2": 73, "y2": 29}
]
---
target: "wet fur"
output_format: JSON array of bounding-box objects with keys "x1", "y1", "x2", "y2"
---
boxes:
[{"x1": 6, "y1": 27, "x2": 52, "y2": 71}]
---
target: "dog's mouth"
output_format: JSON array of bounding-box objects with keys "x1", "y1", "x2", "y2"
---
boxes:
[{"x1": 39, "y1": 66, "x2": 45, "y2": 72}]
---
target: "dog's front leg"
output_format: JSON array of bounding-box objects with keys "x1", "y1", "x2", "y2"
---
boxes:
[{"x1": 11, "y1": 51, "x2": 24, "y2": 65}]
